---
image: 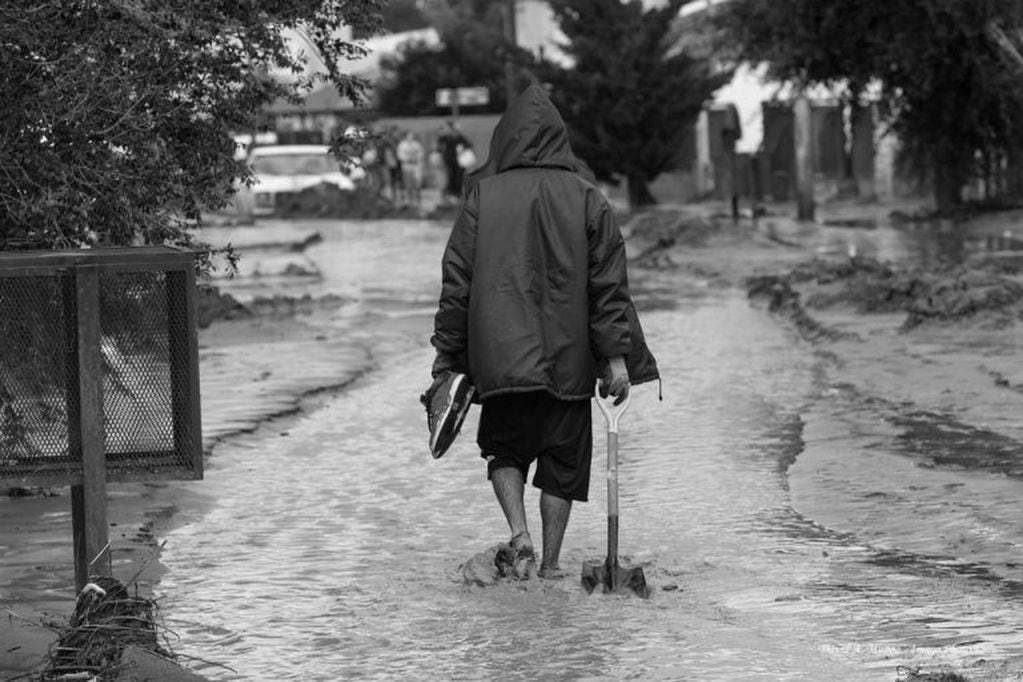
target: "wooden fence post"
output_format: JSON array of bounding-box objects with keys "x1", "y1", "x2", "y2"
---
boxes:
[
  {"x1": 794, "y1": 96, "x2": 816, "y2": 222},
  {"x1": 70, "y1": 265, "x2": 110, "y2": 591}
]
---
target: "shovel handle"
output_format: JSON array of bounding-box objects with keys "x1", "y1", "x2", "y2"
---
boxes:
[
  {"x1": 594, "y1": 379, "x2": 631, "y2": 433},
  {"x1": 595, "y1": 379, "x2": 630, "y2": 569}
]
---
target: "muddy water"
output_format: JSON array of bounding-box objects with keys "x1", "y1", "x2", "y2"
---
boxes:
[{"x1": 158, "y1": 220, "x2": 1023, "y2": 680}]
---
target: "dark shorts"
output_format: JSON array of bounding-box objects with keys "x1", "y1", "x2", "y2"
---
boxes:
[{"x1": 477, "y1": 391, "x2": 593, "y2": 502}]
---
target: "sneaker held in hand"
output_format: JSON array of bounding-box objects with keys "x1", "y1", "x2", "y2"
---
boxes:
[{"x1": 420, "y1": 370, "x2": 475, "y2": 459}]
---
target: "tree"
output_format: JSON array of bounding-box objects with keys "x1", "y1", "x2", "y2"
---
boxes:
[
  {"x1": 717, "y1": 0, "x2": 1023, "y2": 213},
  {"x1": 540, "y1": 0, "x2": 732, "y2": 209},
  {"x1": 380, "y1": 0, "x2": 431, "y2": 34},
  {"x1": 375, "y1": 0, "x2": 536, "y2": 115},
  {"x1": 0, "y1": 0, "x2": 383, "y2": 264}
]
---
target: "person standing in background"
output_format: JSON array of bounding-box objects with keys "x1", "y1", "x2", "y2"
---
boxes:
[
  {"x1": 436, "y1": 120, "x2": 469, "y2": 201},
  {"x1": 379, "y1": 127, "x2": 403, "y2": 204},
  {"x1": 428, "y1": 143, "x2": 447, "y2": 200},
  {"x1": 455, "y1": 141, "x2": 477, "y2": 191},
  {"x1": 397, "y1": 130, "x2": 425, "y2": 208},
  {"x1": 360, "y1": 134, "x2": 384, "y2": 196}
]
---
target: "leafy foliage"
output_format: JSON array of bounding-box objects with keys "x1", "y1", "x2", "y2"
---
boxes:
[
  {"x1": 0, "y1": 0, "x2": 383, "y2": 264},
  {"x1": 540, "y1": 0, "x2": 732, "y2": 207},
  {"x1": 375, "y1": 0, "x2": 536, "y2": 115},
  {"x1": 717, "y1": 0, "x2": 1023, "y2": 211}
]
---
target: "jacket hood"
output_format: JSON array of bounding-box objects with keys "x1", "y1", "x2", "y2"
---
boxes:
[{"x1": 466, "y1": 84, "x2": 594, "y2": 191}]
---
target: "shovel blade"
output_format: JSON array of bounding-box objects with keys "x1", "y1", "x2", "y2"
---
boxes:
[{"x1": 581, "y1": 559, "x2": 650, "y2": 598}]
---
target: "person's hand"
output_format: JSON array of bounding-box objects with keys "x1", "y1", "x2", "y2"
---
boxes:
[
  {"x1": 599, "y1": 356, "x2": 630, "y2": 405},
  {"x1": 431, "y1": 351, "x2": 458, "y2": 378}
]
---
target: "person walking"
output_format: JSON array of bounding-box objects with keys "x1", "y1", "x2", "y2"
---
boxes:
[{"x1": 429, "y1": 84, "x2": 659, "y2": 579}]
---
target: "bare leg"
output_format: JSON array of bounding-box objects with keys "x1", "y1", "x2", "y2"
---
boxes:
[
  {"x1": 540, "y1": 491, "x2": 572, "y2": 577},
  {"x1": 491, "y1": 467, "x2": 535, "y2": 578},
  {"x1": 491, "y1": 467, "x2": 528, "y2": 539}
]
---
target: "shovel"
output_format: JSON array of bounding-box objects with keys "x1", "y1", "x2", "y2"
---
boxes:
[{"x1": 581, "y1": 382, "x2": 650, "y2": 598}]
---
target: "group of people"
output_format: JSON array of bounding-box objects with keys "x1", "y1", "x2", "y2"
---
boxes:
[
  {"x1": 361, "y1": 120, "x2": 477, "y2": 208},
  {"x1": 362, "y1": 126, "x2": 427, "y2": 207}
]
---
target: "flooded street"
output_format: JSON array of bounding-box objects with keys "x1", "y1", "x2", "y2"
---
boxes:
[{"x1": 155, "y1": 218, "x2": 1023, "y2": 680}]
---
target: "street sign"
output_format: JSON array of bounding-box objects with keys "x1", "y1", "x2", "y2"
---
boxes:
[{"x1": 435, "y1": 86, "x2": 490, "y2": 108}]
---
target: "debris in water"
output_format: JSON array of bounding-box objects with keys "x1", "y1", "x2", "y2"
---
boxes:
[
  {"x1": 37, "y1": 575, "x2": 185, "y2": 681},
  {"x1": 460, "y1": 542, "x2": 534, "y2": 586}
]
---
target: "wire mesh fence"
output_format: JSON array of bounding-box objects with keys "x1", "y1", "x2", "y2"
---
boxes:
[
  {"x1": 0, "y1": 273, "x2": 75, "y2": 478},
  {"x1": 0, "y1": 248, "x2": 202, "y2": 487}
]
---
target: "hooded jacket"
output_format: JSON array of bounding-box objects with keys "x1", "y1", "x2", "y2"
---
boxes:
[{"x1": 431, "y1": 84, "x2": 659, "y2": 401}]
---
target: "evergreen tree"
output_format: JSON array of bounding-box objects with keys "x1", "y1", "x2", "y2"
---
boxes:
[
  {"x1": 375, "y1": 0, "x2": 535, "y2": 115},
  {"x1": 380, "y1": 0, "x2": 430, "y2": 34},
  {"x1": 542, "y1": 0, "x2": 732, "y2": 208}
]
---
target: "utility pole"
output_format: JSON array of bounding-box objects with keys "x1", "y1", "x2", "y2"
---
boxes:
[{"x1": 503, "y1": 0, "x2": 517, "y2": 108}]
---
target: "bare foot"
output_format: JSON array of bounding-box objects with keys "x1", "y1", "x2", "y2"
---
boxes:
[
  {"x1": 510, "y1": 531, "x2": 534, "y2": 560},
  {"x1": 510, "y1": 532, "x2": 535, "y2": 579},
  {"x1": 538, "y1": 564, "x2": 563, "y2": 580}
]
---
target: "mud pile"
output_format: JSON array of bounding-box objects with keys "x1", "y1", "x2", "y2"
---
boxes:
[
  {"x1": 623, "y1": 209, "x2": 719, "y2": 270},
  {"x1": 197, "y1": 285, "x2": 249, "y2": 328},
  {"x1": 748, "y1": 256, "x2": 1023, "y2": 337},
  {"x1": 196, "y1": 286, "x2": 353, "y2": 329},
  {"x1": 285, "y1": 184, "x2": 425, "y2": 220}
]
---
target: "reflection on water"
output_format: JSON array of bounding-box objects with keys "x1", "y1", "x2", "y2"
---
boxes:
[
  {"x1": 817, "y1": 216, "x2": 1023, "y2": 269},
  {"x1": 156, "y1": 221, "x2": 1023, "y2": 680}
]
